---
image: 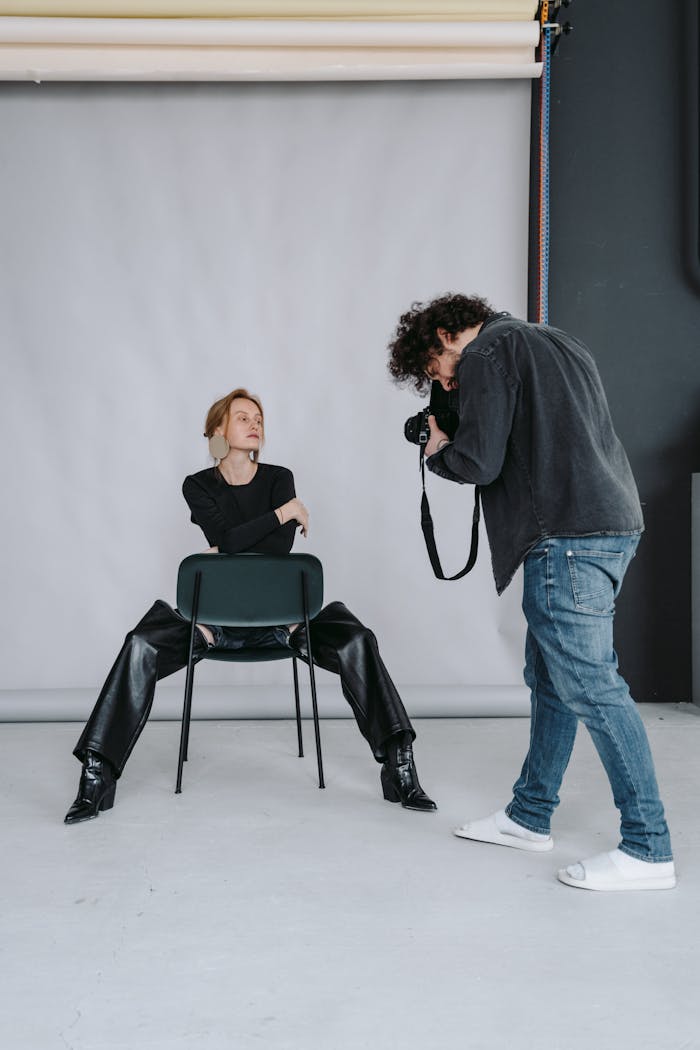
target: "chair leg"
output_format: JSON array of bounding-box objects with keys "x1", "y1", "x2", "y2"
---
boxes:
[
  {"x1": 292, "y1": 657, "x2": 304, "y2": 758},
  {"x1": 176, "y1": 572, "x2": 201, "y2": 794},
  {"x1": 183, "y1": 696, "x2": 193, "y2": 762},
  {"x1": 306, "y1": 655, "x2": 325, "y2": 789},
  {"x1": 176, "y1": 658, "x2": 196, "y2": 793},
  {"x1": 301, "y1": 570, "x2": 324, "y2": 789}
]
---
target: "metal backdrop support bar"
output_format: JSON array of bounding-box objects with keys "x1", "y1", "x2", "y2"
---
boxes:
[
  {"x1": 528, "y1": 1, "x2": 571, "y2": 323},
  {"x1": 537, "y1": 2, "x2": 551, "y2": 324}
]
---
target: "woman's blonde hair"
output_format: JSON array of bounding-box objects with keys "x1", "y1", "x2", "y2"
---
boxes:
[{"x1": 204, "y1": 388, "x2": 265, "y2": 463}]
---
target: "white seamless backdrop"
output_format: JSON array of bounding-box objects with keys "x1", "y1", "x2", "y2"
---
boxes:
[{"x1": 0, "y1": 80, "x2": 531, "y2": 716}]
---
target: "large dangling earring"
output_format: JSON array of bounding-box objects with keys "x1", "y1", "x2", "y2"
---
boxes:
[{"x1": 208, "y1": 434, "x2": 230, "y2": 460}]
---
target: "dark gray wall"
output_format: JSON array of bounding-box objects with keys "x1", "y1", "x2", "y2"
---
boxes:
[{"x1": 545, "y1": 1, "x2": 700, "y2": 700}]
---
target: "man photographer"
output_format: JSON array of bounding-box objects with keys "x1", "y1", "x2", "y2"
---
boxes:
[{"x1": 387, "y1": 294, "x2": 675, "y2": 891}]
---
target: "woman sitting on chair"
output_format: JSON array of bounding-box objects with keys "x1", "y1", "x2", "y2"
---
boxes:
[{"x1": 65, "y1": 387, "x2": 436, "y2": 824}]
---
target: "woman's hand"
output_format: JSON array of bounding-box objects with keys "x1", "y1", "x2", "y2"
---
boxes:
[{"x1": 277, "y1": 498, "x2": 310, "y2": 538}]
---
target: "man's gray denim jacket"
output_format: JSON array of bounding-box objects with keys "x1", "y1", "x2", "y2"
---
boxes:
[{"x1": 427, "y1": 313, "x2": 644, "y2": 594}]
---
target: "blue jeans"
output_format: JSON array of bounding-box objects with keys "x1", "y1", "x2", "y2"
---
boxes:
[{"x1": 506, "y1": 535, "x2": 673, "y2": 862}]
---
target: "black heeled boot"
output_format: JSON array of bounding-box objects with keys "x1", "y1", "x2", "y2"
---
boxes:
[
  {"x1": 380, "y1": 736, "x2": 437, "y2": 812},
  {"x1": 64, "y1": 750, "x2": 117, "y2": 825}
]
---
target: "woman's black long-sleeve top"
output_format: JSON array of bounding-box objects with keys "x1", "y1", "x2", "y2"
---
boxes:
[{"x1": 182, "y1": 463, "x2": 298, "y2": 554}]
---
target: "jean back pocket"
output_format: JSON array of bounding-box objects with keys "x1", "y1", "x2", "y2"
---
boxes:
[{"x1": 566, "y1": 549, "x2": 624, "y2": 615}]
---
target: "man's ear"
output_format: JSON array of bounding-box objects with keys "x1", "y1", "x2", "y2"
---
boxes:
[{"x1": 436, "y1": 327, "x2": 453, "y2": 350}]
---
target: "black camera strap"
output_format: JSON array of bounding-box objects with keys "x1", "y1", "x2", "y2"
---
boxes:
[{"x1": 419, "y1": 448, "x2": 480, "y2": 580}]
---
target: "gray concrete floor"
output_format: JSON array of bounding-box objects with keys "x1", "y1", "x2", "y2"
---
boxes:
[{"x1": 1, "y1": 707, "x2": 698, "y2": 1050}]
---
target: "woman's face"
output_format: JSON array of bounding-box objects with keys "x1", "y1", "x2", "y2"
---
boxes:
[{"x1": 219, "y1": 398, "x2": 263, "y2": 455}]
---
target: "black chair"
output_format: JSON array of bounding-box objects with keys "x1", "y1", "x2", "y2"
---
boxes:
[{"x1": 175, "y1": 552, "x2": 325, "y2": 793}]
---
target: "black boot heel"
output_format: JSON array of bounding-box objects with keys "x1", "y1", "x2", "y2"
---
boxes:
[
  {"x1": 380, "y1": 744, "x2": 437, "y2": 812},
  {"x1": 381, "y1": 768, "x2": 401, "y2": 803},
  {"x1": 64, "y1": 750, "x2": 117, "y2": 825},
  {"x1": 99, "y1": 784, "x2": 117, "y2": 812}
]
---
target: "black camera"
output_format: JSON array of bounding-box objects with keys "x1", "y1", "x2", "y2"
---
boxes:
[{"x1": 404, "y1": 380, "x2": 459, "y2": 447}]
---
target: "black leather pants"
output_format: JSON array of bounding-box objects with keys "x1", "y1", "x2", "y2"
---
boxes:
[
  {"x1": 74, "y1": 599, "x2": 414, "y2": 776},
  {"x1": 289, "y1": 601, "x2": 415, "y2": 761}
]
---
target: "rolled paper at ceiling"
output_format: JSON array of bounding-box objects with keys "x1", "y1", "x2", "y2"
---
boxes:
[
  {"x1": 0, "y1": 50, "x2": 542, "y2": 81},
  {"x1": 0, "y1": 1, "x2": 539, "y2": 20},
  {"x1": 0, "y1": 18, "x2": 541, "y2": 46},
  {"x1": 0, "y1": 17, "x2": 542, "y2": 80}
]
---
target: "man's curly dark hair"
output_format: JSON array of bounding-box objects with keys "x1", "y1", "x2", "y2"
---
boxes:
[{"x1": 387, "y1": 292, "x2": 494, "y2": 394}]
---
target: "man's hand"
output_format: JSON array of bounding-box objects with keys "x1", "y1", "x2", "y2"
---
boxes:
[{"x1": 424, "y1": 415, "x2": 450, "y2": 458}]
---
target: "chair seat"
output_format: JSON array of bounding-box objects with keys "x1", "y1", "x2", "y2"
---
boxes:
[{"x1": 203, "y1": 644, "x2": 294, "y2": 664}]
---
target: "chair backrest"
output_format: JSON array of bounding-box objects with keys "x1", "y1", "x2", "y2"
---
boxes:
[{"x1": 176, "y1": 553, "x2": 324, "y2": 627}]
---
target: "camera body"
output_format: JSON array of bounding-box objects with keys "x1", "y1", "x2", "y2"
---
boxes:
[{"x1": 404, "y1": 380, "x2": 459, "y2": 447}]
